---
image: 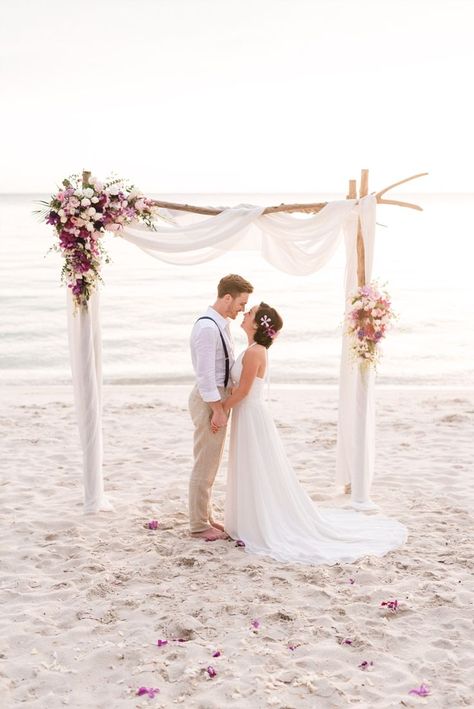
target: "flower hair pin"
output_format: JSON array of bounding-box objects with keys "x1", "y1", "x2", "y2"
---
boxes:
[{"x1": 260, "y1": 315, "x2": 277, "y2": 339}]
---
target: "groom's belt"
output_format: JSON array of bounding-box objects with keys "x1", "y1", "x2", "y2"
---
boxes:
[{"x1": 196, "y1": 316, "x2": 230, "y2": 388}]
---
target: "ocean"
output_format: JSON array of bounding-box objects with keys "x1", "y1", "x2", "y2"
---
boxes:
[{"x1": 1, "y1": 193, "x2": 472, "y2": 388}]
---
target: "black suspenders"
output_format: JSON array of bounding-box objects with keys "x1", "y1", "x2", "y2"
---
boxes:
[{"x1": 196, "y1": 317, "x2": 230, "y2": 388}]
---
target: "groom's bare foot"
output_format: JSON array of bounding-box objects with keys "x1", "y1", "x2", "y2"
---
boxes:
[
  {"x1": 210, "y1": 520, "x2": 225, "y2": 532},
  {"x1": 191, "y1": 527, "x2": 228, "y2": 541}
]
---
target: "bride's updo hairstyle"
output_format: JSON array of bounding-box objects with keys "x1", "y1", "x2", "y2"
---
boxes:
[{"x1": 253, "y1": 302, "x2": 283, "y2": 349}]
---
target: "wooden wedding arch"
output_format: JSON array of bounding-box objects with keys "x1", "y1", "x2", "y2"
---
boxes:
[{"x1": 74, "y1": 168, "x2": 427, "y2": 511}]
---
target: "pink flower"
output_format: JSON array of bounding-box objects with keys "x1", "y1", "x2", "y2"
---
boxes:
[
  {"x1": 409, "y1": 684, "x2": 430, "y2": 697},
  {"x1": 136, "y1": 687, "x2": 160, "y2": 698},
  {"x1": 381, "y1": 600, "x2": 399, "y2": 612},
  {"x1": 251, "y1": 619, "x2": 260, "y2": 629}
]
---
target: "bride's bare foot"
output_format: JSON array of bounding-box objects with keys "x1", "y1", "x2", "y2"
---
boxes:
[
  {"x1": 210, "y1": 520, "x2": 225, "y2": 532},
  {"x1": 191, "y1": 527, "x2": 228, "y2": 541}
]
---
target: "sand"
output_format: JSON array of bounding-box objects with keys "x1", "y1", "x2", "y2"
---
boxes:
[{"x1": 1, "y1": 384, "x2": 473, "y2": 708}]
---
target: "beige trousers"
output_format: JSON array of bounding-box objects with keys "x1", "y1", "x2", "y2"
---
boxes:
[{"x1": 188, "y1": 385, "x2": 229, "y2": 533}]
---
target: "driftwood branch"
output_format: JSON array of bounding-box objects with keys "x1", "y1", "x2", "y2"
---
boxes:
[
  {"x1": 148, "y1": 199, "x2": 329, "y2": 216},
  {"x1": 357, "y1": 169, "x2": 369, "y2": 287},
  {"x1": 148, "y1": 172, "x2": 428, "y2": 216},
  {"x1": 80, "y1": 170, "x2": 428, "y2": 215}
]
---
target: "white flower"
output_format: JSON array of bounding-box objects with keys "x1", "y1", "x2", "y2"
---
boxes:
[
  {"x1": 91, "y1": 196, "x2": 99, "y2": 204},
  {"x1": 135, "y1": 199, "x2": 145, "y2": 210},
  {"x1": 74, "y1": 189, "x2": 82, "y2": 197},
  {"x1": 85, "y1": 222, "x2": 94, "y2": 231},
  {"x1": 94, "y1": 181, "x2": 104, "y2": 191},
  {"x1": 128, "y1": 188, "x2": 140, "y2": 199},
  {"x1": 81, "y1": 198, "x2": 91, "y2": 207},
  {"x1": 60, "y1": 215, "x2": 67, "y2": 223},
  {"x1": 108, "y1": 184, "x2": 120, "y2": 196},
  {"x1": 58, "y1": 209, "x2": 65, "y2": 217},
  {"x1": 83, "y1": 187, "x2": 94, "y2": 198},
  {"x1": 87, "y1": 207, "x2": 96, "y2": 216}
]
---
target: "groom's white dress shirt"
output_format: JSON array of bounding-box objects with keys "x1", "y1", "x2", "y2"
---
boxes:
[{"x1": 190, "y1": 306, "x2": 234, "y2": 402}]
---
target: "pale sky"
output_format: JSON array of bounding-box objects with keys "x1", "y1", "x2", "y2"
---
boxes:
[{"x1": 1, "y1": 0, "x2": 473, "y2": 193}]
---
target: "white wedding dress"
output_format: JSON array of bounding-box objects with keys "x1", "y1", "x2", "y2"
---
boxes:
[{"x1": 224, "y1": 346, "x2": 407, "y2": 565}]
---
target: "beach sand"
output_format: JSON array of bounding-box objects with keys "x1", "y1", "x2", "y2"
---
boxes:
[{"x1": 1, "y1": 385, "x2": 473, "y2": 708}]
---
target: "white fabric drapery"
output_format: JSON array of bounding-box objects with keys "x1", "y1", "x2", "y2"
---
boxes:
[
  {"x1": 68, "y1": 197, "x2": 376, "y2": 513},
  {"x1": 335, "y1": 195, "x2": 377, "y2": 509}
]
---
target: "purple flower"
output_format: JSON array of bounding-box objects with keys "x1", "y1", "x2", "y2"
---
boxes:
[
  {"x1": 212, "y1": 650, "x2": 221, "y2": 657},
  {"x1": 251, "y1": 619, "x2": 260, "y2": 629},
  {"x1": 409, "y1": 684, "x2": 430, "y2": 697},
  {"x1": 136, "y1": 687, "x2": 160, "y2": 698},
  {"x1": 46, "y1": 211, "x2": 60, "y2": 225},
  {"x1": 71, "y1": 279, "x2": 84, "y2": 296},
  {"x1": 359, "y1": 660, "x2": 374, "y2": 671},
  {"x1": 156, "y1": 639, "x2": 168, "y2": 647},
  {"x1": 206, "y1": 666, "x2": 217, "y2": 678},
  {"x1": 59, "y1": 231, "x2": 78, "y2": 250},
  {"x1": 147, "y1": 520, "x2": 159, "y2": 530},
  {"x1": 381, "y1": 600, "x2": 399, "y2": 612}
]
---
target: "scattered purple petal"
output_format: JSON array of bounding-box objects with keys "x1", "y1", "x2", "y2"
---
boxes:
[
  {"x1": 288, "y1": 643, "x2": 301, "y2": 651},
  {"x1": 212, "y1": 650, "x2": 221, "y2": 657},
  {"x1": 136, "y1": 687, "x2": 160, "y2": 698},
  {"x1": 156, "y1": 639, "x2": 168, "y2": 647},
  {"x1": 409, "y1": 684, "x2": 431, "y2": 697},
  {"x1": 251, "y1": 619, "x2": 260, "y2": 629},
  {"x1": 341, "y1": 638, "x2": 352, "y2": 645},
  {"x1": 381, "y1": 599, "x2": 399, "y2": 612},
  {"x1": 348, "y1": 578, "x2": 355, "y2": 585},
  {"x1": 359, "y1": 660, "x2": 374, "y2": 671},
  {"x1": 206, "y1": 665, "x2": 217, "y2": 678},
  {"x1": 146, "y1": 520, "x2": 159, "y2": 530},
  {"x1": 235, "y1": 539, "x2": 246, "y2": 547}
]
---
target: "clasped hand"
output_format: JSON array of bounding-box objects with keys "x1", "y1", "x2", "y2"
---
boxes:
[{"x1": 210, "y1": 405, "x2": 229, "y2": 434}]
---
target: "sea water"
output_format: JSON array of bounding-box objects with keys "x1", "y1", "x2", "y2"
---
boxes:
[{"x1": 1, "y1": 193, "x2": 472, "y2": 387}]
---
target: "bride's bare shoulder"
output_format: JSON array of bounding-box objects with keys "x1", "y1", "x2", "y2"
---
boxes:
[{"x1": 245, "y1": 343, "x2": 266, "y2": 360}]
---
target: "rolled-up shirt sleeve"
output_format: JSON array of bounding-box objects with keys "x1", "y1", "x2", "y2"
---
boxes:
[{"x1": 193, "y1": 326, "x2": 221, "y2": 402}]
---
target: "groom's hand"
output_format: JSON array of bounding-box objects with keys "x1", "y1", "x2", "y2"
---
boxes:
[
  {"x1": 209, "y1": 401, "x2": 227, "y2": 433},
  {"x1": 210, "y1": 409, "x2": 227, "y2": 432}
]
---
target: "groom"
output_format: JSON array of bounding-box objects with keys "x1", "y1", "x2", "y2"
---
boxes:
[{"x1": 189, "y1": 274, "x2": 254, "y2": 540}]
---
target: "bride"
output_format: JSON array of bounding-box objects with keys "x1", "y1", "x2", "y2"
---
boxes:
[{"x1": 221, "y1": 302, "x2": 407, "y2": 565}]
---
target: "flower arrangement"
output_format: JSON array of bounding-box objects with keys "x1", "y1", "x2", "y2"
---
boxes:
[
  {"x1": 39, "y1": 173, "x2": 160, "y2": 308},
  {"x1": 346, "y1": 282, "x2": 395, "y2": 369}
]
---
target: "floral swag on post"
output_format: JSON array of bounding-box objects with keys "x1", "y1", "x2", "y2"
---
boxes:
[
  {"x1": 346, "y1": 282, "x2": 395, "y2": 369},
  {"x1": 40, "y1": 174, "x2": 161, "y2": 308}
]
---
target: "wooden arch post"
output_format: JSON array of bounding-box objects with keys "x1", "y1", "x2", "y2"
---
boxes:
[{"x1": 346, "y1": 168, "x2": 369, "y2": 287}]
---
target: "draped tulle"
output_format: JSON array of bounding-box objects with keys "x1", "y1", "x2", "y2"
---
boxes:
[{"x1": 224, "y1": 352, "x2": 407, "y2": 565}]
